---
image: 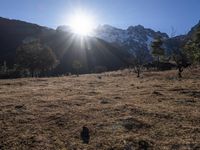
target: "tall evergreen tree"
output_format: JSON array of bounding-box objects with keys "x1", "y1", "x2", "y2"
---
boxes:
[
  {"x1": 185, "y1": 27, "x2": 200, "y2": 64},
  {"x1": 151, "y1": 37, "x2": 165, "y2": 69}
]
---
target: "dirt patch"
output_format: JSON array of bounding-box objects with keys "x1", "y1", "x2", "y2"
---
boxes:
[{"x1": 120, "y1": 117, "x2": 151, "y2": 131}]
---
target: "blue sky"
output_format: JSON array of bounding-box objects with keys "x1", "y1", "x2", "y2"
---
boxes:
[{"x1": 0, "y1": 0, "x2": 200, "y2": 35}]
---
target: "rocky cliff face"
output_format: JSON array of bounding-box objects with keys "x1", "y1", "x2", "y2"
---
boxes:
[{"x1": 94, "y1": 24, "x2": 169, "y2": 54}]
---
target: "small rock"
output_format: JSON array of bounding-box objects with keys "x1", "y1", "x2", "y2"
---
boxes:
[
  {"x1": 138, "y1": 140, "x2": 149, "y2": 150},
  {"x1": 97, "y1": 76, "x2": 102, "y2": 79},
  {"x1": 80, "y1": 126, "x2": 90, "y2": 144},
  {"x1": 152, "y1": 91, "x2": 163, "y2": 96},
  {"x1": 15, "y1": 105, "x2": 25, "y2": 109},
  {"x1": 100, "y1": 99, "x2": 110, "y2": 104},
  {"x1": 114, "y1": 96, "x2": 121, "y2": 99}
]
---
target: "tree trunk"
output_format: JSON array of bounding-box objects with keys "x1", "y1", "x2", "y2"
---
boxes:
[
  {"x1": 157, "y1": 56, "x2": 160, "y2": 70},
  {"x1": 178, "y1": 67, "x2": 183, "y2": 78},
  {"x1": 137, "y1": 71, "x2": 140, "y2": 78},
  {"x1": 31, "y1": 71, "x2": 34, "y2": 77},
  {"x1": 137, "y1": 67, "x2": 140, "y2": 78},
  {"x1": 76, "y1": 69, "x2": 79, "y2": 77}
]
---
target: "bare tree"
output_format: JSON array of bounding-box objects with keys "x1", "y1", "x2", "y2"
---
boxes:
[
  {"x1": 173, "y1": 52, "x2": 190, "y2": 78},
  {"x1": 167, "y1": 38, "x2": 190, "y2": 78},
  {"x1": 128, "y1": 49, "x2": 149, "y2": 77}
]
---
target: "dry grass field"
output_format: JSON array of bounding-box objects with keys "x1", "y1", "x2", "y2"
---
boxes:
[{"x1": 0, "y1": 68, "x2": 200, "y2": 150}]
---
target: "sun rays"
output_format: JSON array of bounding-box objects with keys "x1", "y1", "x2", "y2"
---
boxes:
[{"x1": 68, "y1": 12, "x2": 95, "y2": 36}]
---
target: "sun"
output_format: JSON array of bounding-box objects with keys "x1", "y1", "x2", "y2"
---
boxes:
[{"x1": 69, "y1": 13, "x2": 94, "y2": 36}]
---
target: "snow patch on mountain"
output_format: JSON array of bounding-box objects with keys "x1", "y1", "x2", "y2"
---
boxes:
[{"x1": 94, "y1": 25, "x2": 169, "y2": 54}]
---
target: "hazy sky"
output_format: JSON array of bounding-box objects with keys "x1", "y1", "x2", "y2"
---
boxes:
[{"x1": 0, "y1": 0, "x2": 200, "y2": 35}]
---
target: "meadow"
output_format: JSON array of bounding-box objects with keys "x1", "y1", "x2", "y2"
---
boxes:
[{"x1": 0, "y1": 68, "x2": 200, "y2": 149}]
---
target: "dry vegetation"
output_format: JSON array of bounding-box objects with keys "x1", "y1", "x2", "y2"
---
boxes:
[{"x1": 0, "y1": 68, "x2": 200, "y2": 150}]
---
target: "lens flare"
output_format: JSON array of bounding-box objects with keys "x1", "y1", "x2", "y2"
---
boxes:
[{"x1": 69, "y1": 13, "x2": 94, "y2": 36}]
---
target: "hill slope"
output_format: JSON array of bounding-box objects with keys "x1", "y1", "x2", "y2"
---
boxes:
[
  {"x1": 0, "y1": 17, "x2": 51, "y2": 65},
  {"x1": 0, "y1": 68, "x2": 200, "y2": 149}
]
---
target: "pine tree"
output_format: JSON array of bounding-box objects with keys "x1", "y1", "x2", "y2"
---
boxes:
[
  {"x1": 185, "y1": 27, "x2": 200, "y2": 64},
  {"x1": 151, "y1": 37, "x2": 165, "y2": 69}
]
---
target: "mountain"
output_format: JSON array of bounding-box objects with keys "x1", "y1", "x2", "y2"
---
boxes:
[
  {"x1": 56, "y1": 24, "x2": 169, "y2": 54},
  {"x1": 0, "y1": 17, "x2": 129, "y2": 74},
  {"x1": 57, "y1": 24, "x2": 170, "y2": 61},
  {"x1": 94, "y1": 24, "x2": 169, "y2": 54},
  {"x1": 1, "y1": 16, "x2": 200, "y2": 75}
]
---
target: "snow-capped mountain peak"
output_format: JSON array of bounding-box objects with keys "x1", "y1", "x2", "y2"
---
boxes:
[{"x1": 94, "y1": 24, "x2": 169, "y2": 54}]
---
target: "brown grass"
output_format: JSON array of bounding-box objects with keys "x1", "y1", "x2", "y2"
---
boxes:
[{"x1": 0, "y1": 68, "x2": 200, "y2": 150}]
